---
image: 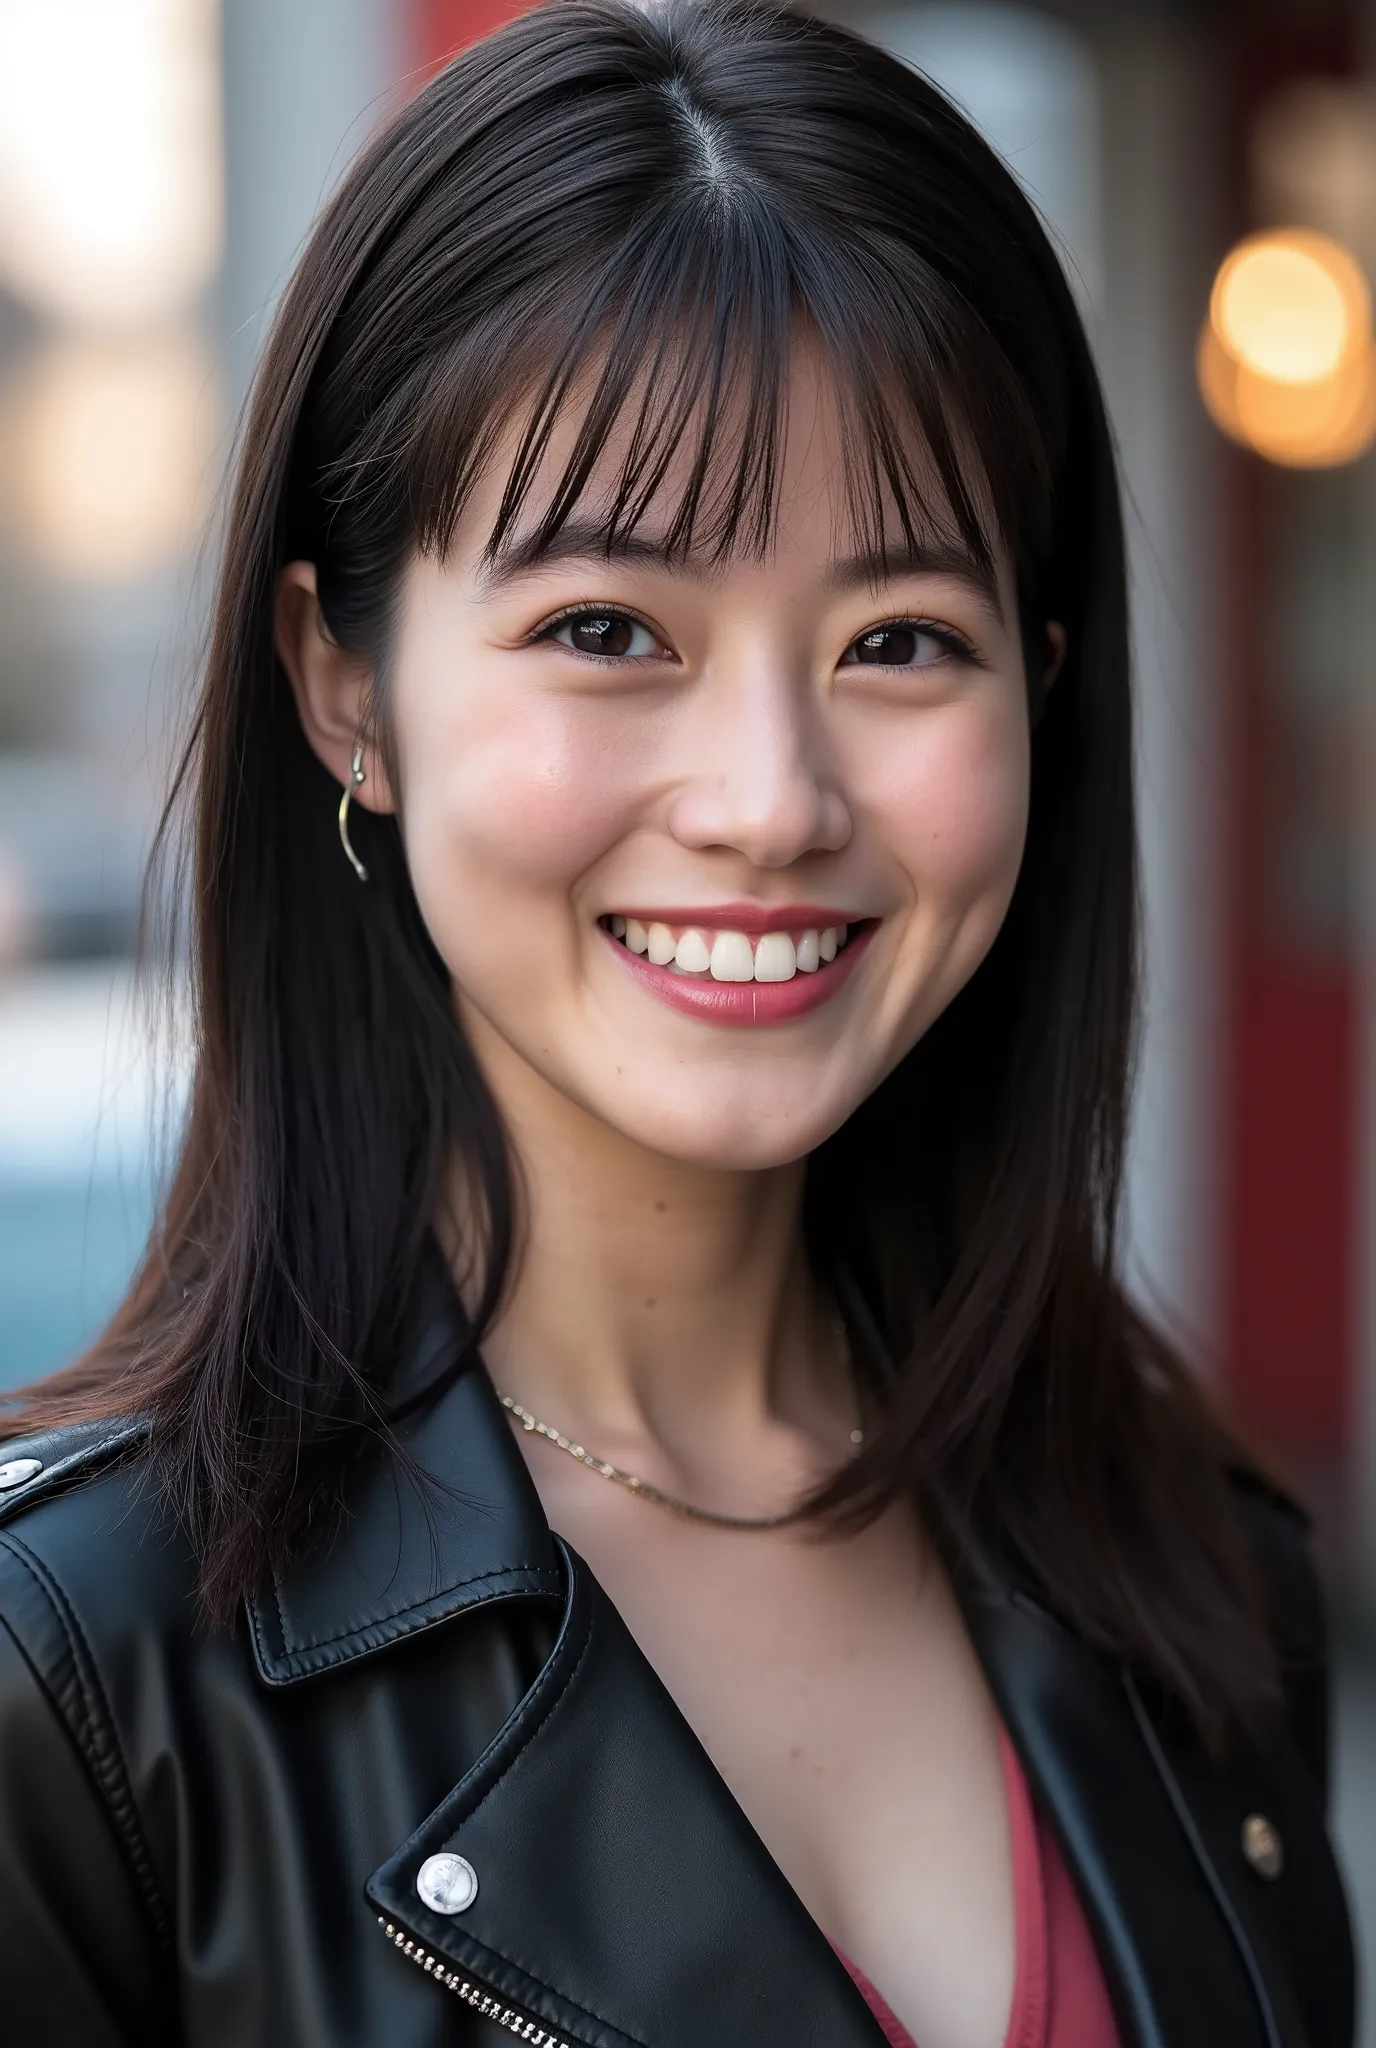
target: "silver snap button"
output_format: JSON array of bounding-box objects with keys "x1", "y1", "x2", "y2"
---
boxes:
[
  {"x1": 416, "y1": 1852, "x2": 478, "y2": 1915},
  {"x1": 1241, "y1": 1812, "x2": 1283, "y2": 1879},
  {"x1": 0, "y1": 1458, "x2": 42, "y2": 1490}
]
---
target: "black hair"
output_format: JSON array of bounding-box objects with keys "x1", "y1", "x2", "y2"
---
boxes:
[{"x1": 8, "y1": 0, "x2": 1272, "y2": 1740}]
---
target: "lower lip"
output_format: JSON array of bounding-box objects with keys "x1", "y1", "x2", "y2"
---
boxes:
[{"x1": 604, "y1": 923, "x2": 876, "y2": 1026}]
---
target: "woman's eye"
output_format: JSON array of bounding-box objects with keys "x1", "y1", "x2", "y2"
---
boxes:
[
  {"x1": 842, "y1": 623, "x2": 961, "y2": 669},
  {"x1": 547, "y1": 610, "x2": 661, "y2": 659}
]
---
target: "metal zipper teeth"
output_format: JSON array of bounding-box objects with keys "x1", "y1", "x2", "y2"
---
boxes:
[{"x1": 379, "y1": 1917, "x2": 577, "y2": 2046}]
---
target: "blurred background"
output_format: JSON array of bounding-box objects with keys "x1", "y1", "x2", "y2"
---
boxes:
[{"x1": 0, "y1": 0, "x2": 1371, "y2": 2013}]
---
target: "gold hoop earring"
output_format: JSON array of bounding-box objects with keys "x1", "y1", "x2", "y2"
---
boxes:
[{"x1": 338, "y1": 739, "x2": 369, "y2": 882}]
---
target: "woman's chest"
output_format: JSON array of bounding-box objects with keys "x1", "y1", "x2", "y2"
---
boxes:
[{"x1": 556, "y1": 1498, "x2": 1018, "y2": 2048}]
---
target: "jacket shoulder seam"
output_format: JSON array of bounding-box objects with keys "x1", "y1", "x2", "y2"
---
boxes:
[{"x1": 0, "y1": 1530, "x2": 173, "y2": 1954}]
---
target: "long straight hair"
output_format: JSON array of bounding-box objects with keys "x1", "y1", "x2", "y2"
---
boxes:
[{"x1": 8, "y1": 0, "x2": 1273, "y2": 1736}]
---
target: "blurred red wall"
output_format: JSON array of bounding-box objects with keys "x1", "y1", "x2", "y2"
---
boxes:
[
  {"x1": 1222, "y1": 12, "x2": 1361, "y2": 1471},
  {"x1": 417, "y1": 0, "x2": 535, "y2": 69}
]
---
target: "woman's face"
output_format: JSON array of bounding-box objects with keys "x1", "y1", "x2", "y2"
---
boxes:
[{"x1": 377, "y1": 363, "x2": 1032, "y2": 1170}]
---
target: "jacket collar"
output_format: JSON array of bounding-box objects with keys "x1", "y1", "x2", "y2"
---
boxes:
[{"x1": 246, "y1": 1247, "x2": 563, "y2": 1686}]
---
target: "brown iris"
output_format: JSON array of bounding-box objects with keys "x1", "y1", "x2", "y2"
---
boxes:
[
  {"x1": 853, "y1": 625, "x2": 920, "y2": 664},
  {"x1": 569, "y1": 613, "x2": 636, "y2": 656}
]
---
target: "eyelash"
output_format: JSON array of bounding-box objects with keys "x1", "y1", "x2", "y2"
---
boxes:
[
  {"x1": 530, "y1": 604, "x2": 670, "y2": 664},
  {"x1": 847, "y1": 617, "x2": 982, "y2": 668},
  {"x1": 529, "y1": 605, "x2": 983, "y2": 668}
]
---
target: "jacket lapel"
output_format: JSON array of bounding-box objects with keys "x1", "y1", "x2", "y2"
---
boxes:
[
  {"x1": 960, "y1": 1572, "x2": 1307, "y2": 2048},
  {"x1": 367, "y1": 1539, "x2": 888, "y2": 2048}
]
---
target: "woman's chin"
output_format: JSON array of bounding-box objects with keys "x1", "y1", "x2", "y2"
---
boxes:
[{"x1": 595, "y1": 1093, "x2": 851, "y2": 1174}]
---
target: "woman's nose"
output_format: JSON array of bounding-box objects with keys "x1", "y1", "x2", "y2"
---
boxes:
[{"x1": 664, "y1": 664, "x2": 852, "y2": 869}]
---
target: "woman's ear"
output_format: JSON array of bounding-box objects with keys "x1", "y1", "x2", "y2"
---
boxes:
[
  {"x1": 1043, "y1": 621, "x2": 1067, "y2": 693},
  {"x1": 1028, "y1": 620, "x2": 1067, "y2": 731},
  {"x1": 274, "y1": 561, "x2": 397, "y2": 814}
]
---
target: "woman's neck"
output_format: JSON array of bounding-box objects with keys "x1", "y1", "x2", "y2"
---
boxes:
[{"x1": 444, "y1": 1012, "x2": 850, "y2": 1483}]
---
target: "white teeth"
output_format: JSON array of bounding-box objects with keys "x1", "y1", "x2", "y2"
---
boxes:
[
  {"x1": 674, "y1": 928, "x2": 711, "y2": 973},
  {"x1": 614, "y1": 917, "x2": 857, "y2": 980},
  {"x1": 710, "y1": 930, "x2": 755, "y2": 982},
  {"x1": 753, "y1": 932, "x2": 797, "y2": 982}
]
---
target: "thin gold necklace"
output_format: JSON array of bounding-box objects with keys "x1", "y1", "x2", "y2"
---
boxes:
[{"x1": 499, "y1": 1332, "x2": 865, "y2": 1531}]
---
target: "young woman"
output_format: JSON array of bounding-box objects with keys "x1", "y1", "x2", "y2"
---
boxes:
[{"x1": 0, "y1": 4, "x2": 1354, "y2": 2044}]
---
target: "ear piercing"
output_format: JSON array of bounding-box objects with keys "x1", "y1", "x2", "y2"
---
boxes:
[{"x1": 338, "y1": 737, "x2": 369, "y2": 882}]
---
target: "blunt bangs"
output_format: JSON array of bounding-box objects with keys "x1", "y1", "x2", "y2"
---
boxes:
[{"x1": 308, "y1": 75, "x2": 1053, "y2": 648}]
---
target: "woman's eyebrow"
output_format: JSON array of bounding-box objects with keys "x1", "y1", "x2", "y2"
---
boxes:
[
  {"x1": 826, "y1": 543, "x2": 1003, "y2": 621},
  {"x1": 474, "y1": 523, "x2": 1003, "y2": 621},
  {"x1": 476, "y1": 519, "x2": 684, "y2": 590}
]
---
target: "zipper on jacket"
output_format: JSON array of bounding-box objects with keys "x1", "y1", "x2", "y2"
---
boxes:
[{"x1": 378, "y1": 1917, "x2": 578, "y2": 2045}]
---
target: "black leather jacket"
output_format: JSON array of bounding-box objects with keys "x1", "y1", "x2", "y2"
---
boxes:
[{"x1": 0, "y1": 1261, "x2": 1356, "y2": 2047}]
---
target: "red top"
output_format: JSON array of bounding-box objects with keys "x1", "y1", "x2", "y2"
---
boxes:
[{"x1": 835, "y1": 1729, "x2": 1121, "y2": 2048}]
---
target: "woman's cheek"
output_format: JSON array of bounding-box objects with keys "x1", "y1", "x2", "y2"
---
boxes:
[
  {"x1": 869, "y1": 696, "x2": 1029, "y2": 912},
  {"x1": 396, "y1": 687, "x2": 646, "y2": 947}
]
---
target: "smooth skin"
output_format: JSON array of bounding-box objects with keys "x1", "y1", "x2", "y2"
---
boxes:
[{"x1": 277, "y1": 354, "x2": 1062, "y2": 2048}]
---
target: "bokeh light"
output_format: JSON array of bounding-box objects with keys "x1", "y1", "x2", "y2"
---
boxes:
[
  {"x1": 1200, "y1": 229, "x2": 1376, "y2": 468},
  {"x1": 1211, "y1": 230, "x2": 1368, "y2": 383},
  {"x1": 1, "y1": 333, "x2": 217, "y2": 582},
  {"x1": 0, "y1": 0, "x2": 221, "y2": 327}
]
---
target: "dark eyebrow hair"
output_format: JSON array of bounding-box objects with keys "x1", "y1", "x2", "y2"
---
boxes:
[
  {"x1": 476, "y1": 518, "x2": 687, "y2": 590},
  {"x1": 477, "y1": 518, "x2": 1004, "y2": 622},
  {"x1": 826, "y1": 542, "x2": 1003, "y2": 621}
]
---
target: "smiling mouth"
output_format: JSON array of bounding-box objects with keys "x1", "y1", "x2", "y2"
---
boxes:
[{"x1": 598, "y1": 914, "x2": 865, "y2": 983}]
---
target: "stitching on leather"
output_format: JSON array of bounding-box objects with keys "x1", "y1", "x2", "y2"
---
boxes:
[
  {"x1": 1, "y1": 1535, "x2": 173, "y2": 1948},
  {"x1": 458, "y1": 1589, "x2": 597, "y2": 1827},
  {"x1": 373, "y1": 1544, "x2": 587, "y2": 1863},
  {"x1": 1, "y1": 1533, "x2": 102, "y2": 1745},
  {"x1": 271, "y1": 1560, "x2": 559, "y2": 1655},
  {"x1": 413, "y1": 1582, "x2": 650, "y2": 2048},
  {"x1": 372, "y1": 1555, "x2": 637, "y2": 2045},
  {"x1": 0, "y1": 1532, "x2": 174, "y2": 1954},
  {"x1": 251, "y1": 1565, "x2": 564, "y2": 1672},
  {"x1": 271, "y1": 1571, "x2": 290, "y2": 1654},
  {"x1": 245, "y1": 1579, "x2": 276, "y2": 1669}
]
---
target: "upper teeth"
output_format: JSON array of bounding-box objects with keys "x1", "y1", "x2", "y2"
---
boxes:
[{"x1": 617, "y1": 919, "x2": 848, "y2": 982}]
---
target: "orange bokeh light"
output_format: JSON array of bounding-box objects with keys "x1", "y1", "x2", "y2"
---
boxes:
[{"x1": 1200, "y1": 229, "x2": 1376, "y2": 468}]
